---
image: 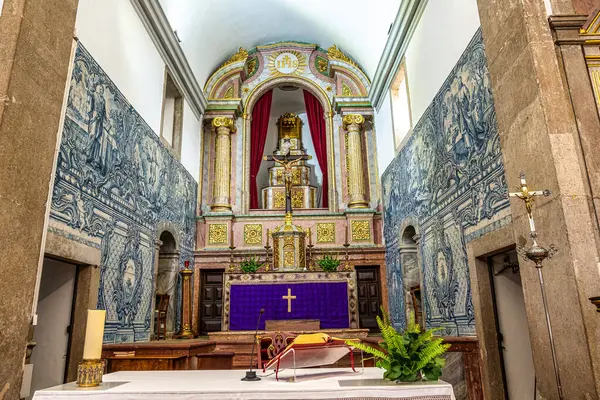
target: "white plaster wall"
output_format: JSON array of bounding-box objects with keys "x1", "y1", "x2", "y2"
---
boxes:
[
  {"x1": 374, "y1": 92, "x2": 396, "y2": 175},
  {"x1": 405, "y1": 0, "x2": 481, "y2": 124},
  {"x1": 75, "y1": 0, "x2": 165, "y2": 134},
  {"x1": 75, "y1": 0, "x2": 201, "y2": 182},
  {"x1": 181, "y1": 100, "x2": 201, "y2": 182}
]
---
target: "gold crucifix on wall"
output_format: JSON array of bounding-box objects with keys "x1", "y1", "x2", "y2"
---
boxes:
[{"x1": 282, "y1": 288, "x2": 296, "y2": 313}]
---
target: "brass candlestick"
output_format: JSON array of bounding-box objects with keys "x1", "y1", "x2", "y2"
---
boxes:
[
  {"x1": 264, "y1": 244, "x2": 271, "y2": 272},
  {"x1": 343, "y1": 243, "x2": 351, "y2": 271},
  {"x1": 228, "y1": 245, "x2": 236, "y2": 273},
  {"x1": 510, "y1": 172, "x2": 563, "y2": 400},
  {"x1": 307, "y1": 244, "x2": 315, "y2": 271}
]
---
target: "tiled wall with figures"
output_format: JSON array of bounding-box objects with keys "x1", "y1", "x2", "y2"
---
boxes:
[
  {"x1": 48, "y1": 43, "x2": 197, "y2": 343},
  {"x1": 382, "y1": 30, "x2": 511, "y2": 335}
]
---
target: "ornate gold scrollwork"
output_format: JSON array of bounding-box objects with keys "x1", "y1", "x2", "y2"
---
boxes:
[
  {"x1": 212, "y1": 117, "x2": 236, "y2": 132},
  {"x1": 342, "y1": 114, "x2": 365, "y2": 129}
]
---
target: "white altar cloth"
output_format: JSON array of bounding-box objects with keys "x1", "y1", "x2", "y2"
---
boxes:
[{"x1": 33, "y1": 368, "x2": 456, "y2": 400}]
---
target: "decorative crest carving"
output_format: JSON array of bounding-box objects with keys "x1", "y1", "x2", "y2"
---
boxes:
[
  {"x1": 327, "y1": 45, "x2": 359, "y2": 68},
  {"x1": 219, "y1": 47, "x2": 249, "y2": 69}
]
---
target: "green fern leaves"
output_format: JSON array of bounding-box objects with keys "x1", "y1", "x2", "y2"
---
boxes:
[{"x1": 346, "y1": 309, "x2": 450, "y2": 382}]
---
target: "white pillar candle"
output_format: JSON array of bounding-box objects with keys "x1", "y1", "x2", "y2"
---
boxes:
[{"x1": 82, "y1": 310, "x2": 106, "y2": 360}]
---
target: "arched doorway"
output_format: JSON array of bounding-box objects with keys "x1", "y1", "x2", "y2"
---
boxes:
[
  {"x1": 400, "y1": 225, "x2": 424, "y2": 328},
  {"x1": 156, "y1": 231, "x2": 179, "y2": 337}
]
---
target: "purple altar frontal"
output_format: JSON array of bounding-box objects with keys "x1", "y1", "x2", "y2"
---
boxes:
[{"x1": 229, "y1": 282, "x2": 349, "y2": 330}]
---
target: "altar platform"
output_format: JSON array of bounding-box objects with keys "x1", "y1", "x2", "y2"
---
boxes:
[{"x1": 33, "y1": 368, "x2": 456, "y2": 400}]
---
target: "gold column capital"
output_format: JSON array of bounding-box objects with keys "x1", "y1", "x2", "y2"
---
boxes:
[
  {"x1": 212, "y1": 117, "x2": 237, "y2": 133},
  {"x1": 342, "y1": 114, "x2": 365, "y2": 130}
]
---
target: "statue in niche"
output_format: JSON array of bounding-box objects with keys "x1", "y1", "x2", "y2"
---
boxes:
[{"x1": 86, "y1": 83, "x2": 116, "y2": 175}]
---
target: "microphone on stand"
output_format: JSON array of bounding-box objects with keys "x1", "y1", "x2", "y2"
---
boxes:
[{"x1": 242, "y1": 308, "x2": 264, "y2": 381}]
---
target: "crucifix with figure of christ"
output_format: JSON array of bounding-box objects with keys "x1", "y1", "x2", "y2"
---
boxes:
[{"x1": 263, "y1": 151, "x2": 312, "y2": 214}]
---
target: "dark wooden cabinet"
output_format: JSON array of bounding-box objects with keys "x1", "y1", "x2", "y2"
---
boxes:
[
  {"x1": 355, "y1": 266, "x2": 382, "y2": 332},
  {"x1": 200, "y1": 270, "x2": 224, "y2": 334}
]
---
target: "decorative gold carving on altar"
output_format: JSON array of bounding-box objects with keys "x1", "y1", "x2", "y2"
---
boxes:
[
  {"x1": 327, "y1": 45, "x2": 359, "y2": 69},
  {"x1": 317, "y1": 223, "x2": 336, "y2": 243},
  {"x1": 273, "y1": 190, "x2": 286, "y2": 209},
  {"x1": 276, "y1": 169, "x2": 301, "y2": 185},
  {"x1": 351, "y1": 220, "x2": 371, "y2": 241},
  {"x1": 244, "y1": 224, "x2": 262, "y2": 245},
  {"x1": 284, "y1": 249, "x2": 295, "y2": 267},
  {"x1": 223, "y1": 85, "x2": 234, "y2": 99},
  {"x1": 268, "y1": 51, "x2": 307, "y2": 77},
  {"x1": 292, "y1": 188, "x2": 304, "y2": 209},
  {"x1": 219, "y1": 47, "x2": 248, "y2": 69},
  {"x1": 342, "y1": 82, "x2": 353, "y2": 96},
  {"x1": 277, "y1": 112, "x2": 303, "y2": 139},
  {"x1": 208, "y1": 224, "x2": 228, "y2": 245}
]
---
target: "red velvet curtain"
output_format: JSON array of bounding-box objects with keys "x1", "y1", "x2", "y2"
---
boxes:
[
  {"x1": 250, "y1": 90, "x2": 273, "y2": 209},
  {"x1": 303, "y1": 90, "x2": 328, "y2": 207}
]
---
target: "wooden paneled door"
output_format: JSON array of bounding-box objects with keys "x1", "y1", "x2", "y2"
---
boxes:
[
  {"x1": 200, "y1": 269, "x2": 224, "y2": 334},
  {"x1": 356, "y1": 266, "x2": 382, "y2": 332}
]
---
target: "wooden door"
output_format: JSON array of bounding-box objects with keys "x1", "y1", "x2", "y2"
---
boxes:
[
  {"x1": 200, "y1": 270, "x2": 224, "y2": 334},
  {"x1": 356, "y1": 266, "x2": 382, "y2": 332}
]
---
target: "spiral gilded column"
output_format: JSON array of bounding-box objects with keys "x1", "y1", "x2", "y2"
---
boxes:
[
  {"x1": 211, "y1": 117, "x2": 236, "y2": 212},
  {"x1": 343, "y1": 114, "x2": 368, "y2": 208}
]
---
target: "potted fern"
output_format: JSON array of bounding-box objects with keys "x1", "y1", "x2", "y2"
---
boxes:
[
  {"x1": 238, "y1": 255, "x2": 264, "y2": 274},
  {"x1": 348, "y1": 311, "x2": 450, "y2": 382},
  {"x1": 316, "y1": 253, "x2": 341, "y2": 272}
]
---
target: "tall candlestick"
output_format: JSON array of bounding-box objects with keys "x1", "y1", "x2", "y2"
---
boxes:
[
  {"x1": 308, "y1": 228, "x2": 312, "y2": 246},
  {"x1": 266, "y1": 229, "x2": 270, "y2": 248},
  {"x1": 82, "y1": 310, "x2": 106, "y2": 360},
  {"x1": 345, "y1": 224, "x2": 349, "y2": 244}
]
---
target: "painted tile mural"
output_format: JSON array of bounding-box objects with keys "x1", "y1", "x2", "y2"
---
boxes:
[
  {"x1": 382, "y1": 30, "x2": 511, "y2": 335},
  {"x1": 49, "y1": 43, "x2": 197, "y2": 343}
]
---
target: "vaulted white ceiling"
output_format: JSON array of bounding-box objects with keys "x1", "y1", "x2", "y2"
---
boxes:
[{"x1": 158, "y1": 0, "x2": 402, "y2": 86}]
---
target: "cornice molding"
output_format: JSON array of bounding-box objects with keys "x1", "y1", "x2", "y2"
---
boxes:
[
  {"x1": 130, "y1": 0, "x2": 207, "y2": 119},
  {"x1": 369, "y1": 0, "x2": 427, "y2": 111}
]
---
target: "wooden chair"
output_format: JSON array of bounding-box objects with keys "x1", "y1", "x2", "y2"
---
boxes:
[
  {"x1": 154, "y1": 294, "x2": 170, "y2": 340},
  {"x1": 257, "y1": 331, "x2": 296, "y2": 370}
]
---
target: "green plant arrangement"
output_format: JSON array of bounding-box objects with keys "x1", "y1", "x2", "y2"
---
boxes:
[
  {"x1": 316, "y1": 253, "x2": 341, "y2": 272},
  {"x1": 239, "y1": 255, "x2": 264, "y2": 274},
  {"x1": 347, "y1": 310, "x2": 450, "y2": 382}
]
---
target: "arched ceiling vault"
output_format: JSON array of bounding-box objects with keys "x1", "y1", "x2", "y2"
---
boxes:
[{"x1": 158, "y1": 0, "x2": 403, "y2": 87}]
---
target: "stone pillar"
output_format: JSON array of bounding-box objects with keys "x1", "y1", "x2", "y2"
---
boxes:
[
  {"x1": 343, "y1": 114, "x2": 368, "y2": 209},
  {"x1": 477, "y1": 0, "x2": 600, "y2": 398},
  {"x1": 179, "y1": 265, "x2": 194, "y2": 339},
  {"x1": 211, "y1": 117, "x2": 236, "y2": 212},
  {"x1": 0, "y1": 0, "x2": 78, "y2": 398}
]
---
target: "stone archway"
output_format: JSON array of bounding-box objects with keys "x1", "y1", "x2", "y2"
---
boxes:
[
  {"x1": 154, "y1": 226, "x2": 181, "y2": 337},
  {"x1": 241, "y1": 75, "x2": 337, "y2": 213}
]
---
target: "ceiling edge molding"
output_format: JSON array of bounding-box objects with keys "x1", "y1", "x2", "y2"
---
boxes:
[
  {"x1": 130, "y1": 0, "x2": 207, "y2": 119},
  {"x1": 369, "y1": 0, "x2": 428, "y2": 111}
]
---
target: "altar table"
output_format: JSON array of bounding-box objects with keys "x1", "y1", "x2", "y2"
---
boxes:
[{"x1": 33, "y1": 368, "x2": 456, "y2": 400}]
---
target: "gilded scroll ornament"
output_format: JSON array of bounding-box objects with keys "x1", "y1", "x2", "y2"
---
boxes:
[
  {"x1": 327, "y1": 45, "x2": 359, "y2": 68},
  {"x1": 342, "y1": 114, "x2": 365, "y2": 129},
  {"x1": 212, "y1": 117, "x2": 236, "y2": 132},
  {"x1": 208, "y1": 224, "x2": 228, "y2": 245},
  {"x1": 351, "y1": 220, "x2": 371, "y2": 241},
  {"x1": 317, "y1": 223, "x2": 336, "y2": 243},
  {"x1": 244, "y1": 224, "x2": 262, "y2": 245},
  {"x1": 219, "y1": 47, "x2": 248, "y2": 69},
  {"x1": 246, "y1": 57, "x2": 258, "y2": 77},
  {"x1": 315, "y1": 56, "x2": 329, "y2": 75}
]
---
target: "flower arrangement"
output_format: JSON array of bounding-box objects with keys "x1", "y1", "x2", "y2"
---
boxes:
[
  {"x1": 238, "y1": 255, "x2": 264, "y2": 274},
  {"x1": 316, "y1": 253, "x2": 341, "y2": 272},
  {"x1": 348, "y1": 310, "x2": 450, "y2": 382}
]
